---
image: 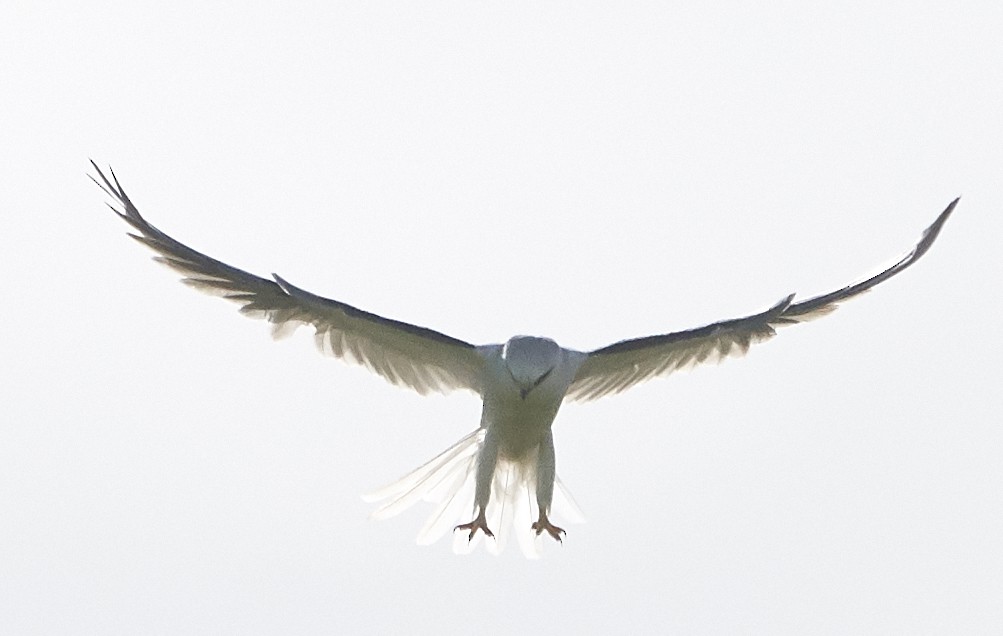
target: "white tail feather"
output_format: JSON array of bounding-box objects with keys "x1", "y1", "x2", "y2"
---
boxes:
[{"x1": 363, "y1": 429, "x2": 583, "y2": 558}]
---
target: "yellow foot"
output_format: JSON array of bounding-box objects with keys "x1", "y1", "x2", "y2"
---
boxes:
[
  {"x1": 455, "y1": 510, "x2": 494, "y2": 541},
  {"x1": 531, "y1": 512, "x2": 566, "y2": 543}
]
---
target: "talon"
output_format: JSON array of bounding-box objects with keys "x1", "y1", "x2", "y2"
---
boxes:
[
  {"x1": 531, "y1": 512, "x2": 566, "y2": 543},
  {"x1": 454, "y1": 510, "x2": 494, "y2": 542}
]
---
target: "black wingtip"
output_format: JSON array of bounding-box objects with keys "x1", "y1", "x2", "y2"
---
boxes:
[
  {"x1": 89, "y1": 160, "x2": 114, "y2": 197},
  {"x1": 90, "y1": 160, "x2": 154, "y2": 234},
  {"x1": 913, "y1": 197, "x2": 960, "y2": 261},
  {"x1": 943, "y1": 196, "x2": 960, "y2": 218}
]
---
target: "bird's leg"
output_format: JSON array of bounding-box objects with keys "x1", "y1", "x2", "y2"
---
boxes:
[
  {"x1": 531, "y1": 430, "x2": 565, "y2": 542},
  {"x1": 455, "y1": 508, "x2": 494, "y2": 541},
  {"x1": 532, "y1": 510, "x2": 566, "y2": 542},
  {"x1": 455, "y1": 430, "x2": 499, "y2": 542}
]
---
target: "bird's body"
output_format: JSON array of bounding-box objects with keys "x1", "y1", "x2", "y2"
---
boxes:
[
  {"x1": 458, "y1": 338, "x2": 585, "y2": 544},
  {"x1": 483, "y1": 337, "x2": 580, "y2": 458},
  {"x1": 92, "y1": 162, "x2": 958, "y2": 557}
]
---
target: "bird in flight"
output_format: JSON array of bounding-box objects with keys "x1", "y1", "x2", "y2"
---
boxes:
[{"x1": 92, "y1": 162, "x2": 958, "y2": 557}]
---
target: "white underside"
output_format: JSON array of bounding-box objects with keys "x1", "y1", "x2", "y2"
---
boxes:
[{"x1": 363, "y1": 429, "x2": 584, "y2": 558}]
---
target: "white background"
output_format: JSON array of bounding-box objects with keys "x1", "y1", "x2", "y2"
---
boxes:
[{"x1": 2, "y1": 2, "x2": 1001, "y2": 633}]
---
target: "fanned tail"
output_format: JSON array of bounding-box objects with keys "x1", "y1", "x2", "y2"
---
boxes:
[{"x1": 363, "y1": 430, "x2": 583, "y2": 558}]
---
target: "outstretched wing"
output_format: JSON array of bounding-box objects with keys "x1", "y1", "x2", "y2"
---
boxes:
[
  {"x1": 567, "y1": 199, "x2": 958, "y2": 402},
  {"x1": 92, "y1": 162, "x2": 485, "y2": 396}
]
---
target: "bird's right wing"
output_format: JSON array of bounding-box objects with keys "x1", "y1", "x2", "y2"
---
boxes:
[
  {"x1": 92, "y1": 162, "x2": 486, "y2": 396},
  {"x1": 567, "y1": 198, "x2": 958, "y2": 402}
]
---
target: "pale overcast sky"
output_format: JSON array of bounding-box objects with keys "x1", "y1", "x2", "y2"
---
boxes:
[{"x1": 2, "y1": 2, "x2": 1001, "y2": 634}]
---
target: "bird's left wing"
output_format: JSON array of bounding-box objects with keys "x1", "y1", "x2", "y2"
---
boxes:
[
  {"x1": 92, "y1": 162, "x2": 485, "y2": 396},
  {"x1": 567, "y1": 198, "x2": 958, "y2": 402}
]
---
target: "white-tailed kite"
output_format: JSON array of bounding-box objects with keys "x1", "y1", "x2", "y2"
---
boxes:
[{"x1": 92, "y1": 162, "x2": 958, "y2": 557}]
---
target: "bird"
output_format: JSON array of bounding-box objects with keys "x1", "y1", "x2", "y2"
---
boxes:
[{"x1": 91, "y1": 161, "x2": 958, "y2": 557}]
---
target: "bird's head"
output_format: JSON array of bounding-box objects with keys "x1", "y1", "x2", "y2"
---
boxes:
[{"x1": 502, "y1": 336, "x2": 561, "y2": 399}]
